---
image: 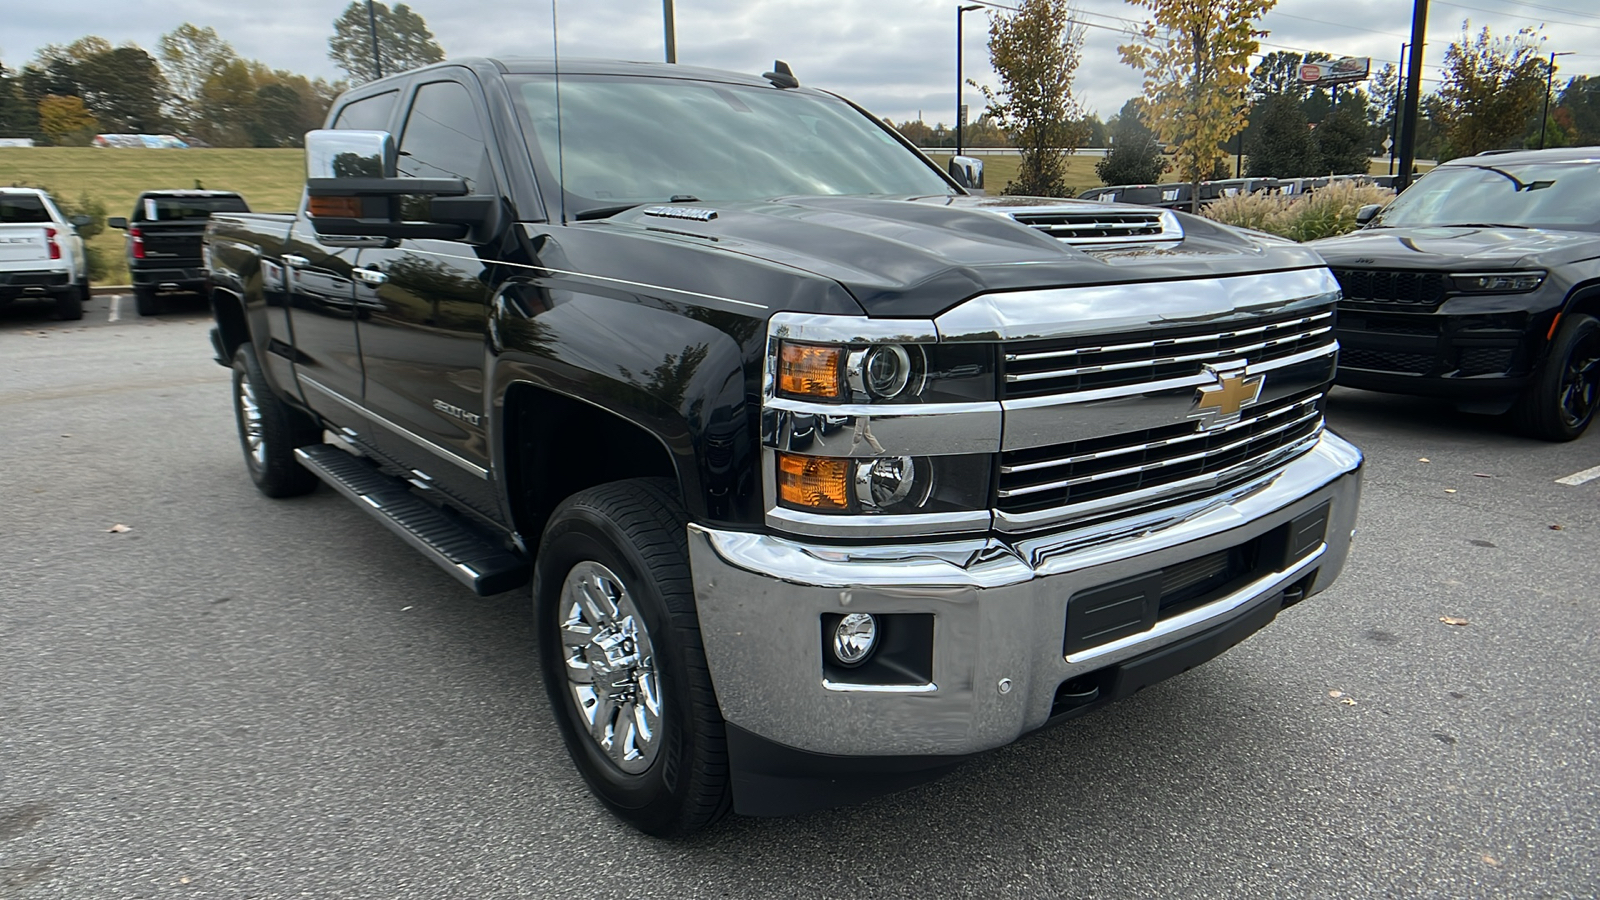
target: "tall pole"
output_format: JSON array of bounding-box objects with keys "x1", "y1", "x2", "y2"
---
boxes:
[
  {"x1": 367, "y1": 0, "x2": 383, "y2": 80},
  {"x1": 663, "y1": 0, "x2": 677, "y2": 64},
  {"x1": 956, "y1": 5, "x2": 980, "y2": 155},
  {"x1": 1396, "y1": 0, "x2": 1427, "y2": 190},
  {"x1": 1389, "y1": 43, "x2": 1407, "y2": 176},
  {"x1": 1540, "y1": 52, "x2": 1574, "y2": 150}
]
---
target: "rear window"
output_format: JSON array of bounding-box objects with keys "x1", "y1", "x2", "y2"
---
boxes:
[
  {"x1": 0, "y1": 195, "x2": 51, "y2": 224},
  {"x1": 134, "y1": 195, "x2": 250, "y2": 222}
]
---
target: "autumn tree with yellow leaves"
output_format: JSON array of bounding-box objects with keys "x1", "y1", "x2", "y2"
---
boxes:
[{"x1": 1119, "y1": 0, "x2": 1276, "y2": 208}]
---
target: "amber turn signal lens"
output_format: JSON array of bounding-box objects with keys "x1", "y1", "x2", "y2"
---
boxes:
[
  {"x1": 778, "y1": 342, "x2": 844, "y2": 399},
  {"x1": 309, "y1": 195, "x2": 363, "y2": 218},
  {"x1": 776, "y1": 453, "x2": 851, "y2": 510}
]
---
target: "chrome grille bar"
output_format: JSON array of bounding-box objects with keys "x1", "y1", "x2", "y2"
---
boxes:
[
  {"x1": 999, "y1": 408, "x2": 1324, "y2": 498},
  {"x1": 1000, "y1": 397, "x2": 1321, "y2": 476},
  {"x1": 1007, "y1": 326, "x2": 1332, "y2": 382},
  {"x1": 1006, "y1": 312, "x2": 1334, "y2": 364}
]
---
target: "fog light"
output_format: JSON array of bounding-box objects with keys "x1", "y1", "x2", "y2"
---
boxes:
[{"x1": 832, "y1": 613, "x2": 878, "y2": 666}]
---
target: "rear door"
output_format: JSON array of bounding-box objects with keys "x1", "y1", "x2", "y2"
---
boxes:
[{"x1": 350, "y1": 74, "x2": 501, "y2": 513}]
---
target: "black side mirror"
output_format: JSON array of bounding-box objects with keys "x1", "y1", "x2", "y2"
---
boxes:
[
  {"x1": 107, "y1": 216, "x2": 128, "y2": 230},
  {"x1": 1355, "y1": 204, "x2": 1382, "y2": 226},
  {"x1": 69, "y1": 214, "x2": 93, "y2": 228}
]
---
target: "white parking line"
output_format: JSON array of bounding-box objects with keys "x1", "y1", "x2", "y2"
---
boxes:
[
  {"x1": 1555, "y1": 464, "x2": 1600, "y2": 486},
  {"x1": 107, "y1": 294, "x2": 125, "y2": 323}
]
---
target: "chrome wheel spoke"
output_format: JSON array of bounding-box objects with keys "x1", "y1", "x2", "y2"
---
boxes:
[{"x1": 557, "y1": 560, "x2": 664, "y2": 775}]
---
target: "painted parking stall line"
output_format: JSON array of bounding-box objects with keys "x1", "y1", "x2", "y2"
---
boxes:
[
  {"x1": 107, "y1": 294, "x2": 125, "y2": 323},
  {"x1": 1555, "y1": 464, "x2": 1600, "y2": 486}
]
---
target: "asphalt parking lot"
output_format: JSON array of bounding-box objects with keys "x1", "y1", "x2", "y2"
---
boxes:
[{"x1": 2, "y1": 297, "x2": 1597, "y2": 899}]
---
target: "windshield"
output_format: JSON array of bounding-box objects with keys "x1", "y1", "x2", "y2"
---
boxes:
[
  {"x1": 135, "y1": 195, "x2": 249, "y2": 222},
  {"x1": 1375, "y1": 161, "x2": 1600, "y2": 232},
  {"x1": 509, "y1": 75, "x2": 955, "y2": 217}
]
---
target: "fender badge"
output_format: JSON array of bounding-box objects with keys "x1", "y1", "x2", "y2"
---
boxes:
[
  {"x1": 643, "y1": 206, "x2": 718, "y2": 221},
  {"x1": 1191, "y1": 363, "x2": 1263, "y2": 429}
]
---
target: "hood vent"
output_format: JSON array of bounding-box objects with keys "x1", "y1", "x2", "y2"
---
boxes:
[{"x1": 1005, "y1": 206, "x2": 1185, "y2": 247}]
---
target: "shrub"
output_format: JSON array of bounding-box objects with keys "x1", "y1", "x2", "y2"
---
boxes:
[{"x1": 1204, "y1": 181, "x2": 1395, "y2": 242}]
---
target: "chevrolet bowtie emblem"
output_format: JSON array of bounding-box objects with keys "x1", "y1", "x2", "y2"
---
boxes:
[{"x1": 1191, "y1": 364, "x2": 1263, "y2": 428}]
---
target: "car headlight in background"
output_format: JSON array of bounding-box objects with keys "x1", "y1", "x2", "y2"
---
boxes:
[{"x1": 1450, "y1": 271, "x2": 1546, "y2": 293}]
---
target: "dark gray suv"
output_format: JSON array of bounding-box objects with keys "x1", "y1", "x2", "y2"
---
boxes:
[{"x1": 1311, "y1": 146, "x2": 1600, "y2": 440}]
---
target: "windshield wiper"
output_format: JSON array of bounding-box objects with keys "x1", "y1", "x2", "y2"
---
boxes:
[
  {"x1": 574, "y1": 203, "x2": 647, "y2": 221},
  {"x1": 1437, "y1": 222, "x2": 1531, "y2": 229}
]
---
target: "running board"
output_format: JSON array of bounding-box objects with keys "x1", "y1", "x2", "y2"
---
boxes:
[{"x1": 294, "y1": 444, "x2": 528, "y2": 596}]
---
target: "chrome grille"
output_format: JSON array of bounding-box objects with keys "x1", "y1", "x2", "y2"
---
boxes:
[
  {"x1": 1003, "y1": 308, "x2": 1335, "y2": 399},
  {"x1": 1008, "y1": 209, "x2": 1182, "y2": 245},
  {"x1": 998, "y1": 390, "x2": 1325, "y2": 517},
  {"x1": 1331, "y1": 268, "x2": 1448, "y2": 307}
]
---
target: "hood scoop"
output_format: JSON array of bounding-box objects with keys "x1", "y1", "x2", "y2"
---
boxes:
[{"x1": 1003, "y1": 206, "x2": 1184, "y2": 247}]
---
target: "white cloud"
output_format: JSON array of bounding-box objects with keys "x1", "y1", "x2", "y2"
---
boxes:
[{"x1": 2, "y1": 0, "x2": 1595, "y2": 125}]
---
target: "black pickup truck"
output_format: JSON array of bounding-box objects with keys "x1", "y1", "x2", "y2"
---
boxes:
[
  {"x1": 204, "y1": 58, "x2": 1362, "y2": 836},
  {"x1": 1312, "y1": 147, "x2": 1600, "y2": 440},
  {"x1": 109, "y1": 190, "x2": 249, "y2": 315}
]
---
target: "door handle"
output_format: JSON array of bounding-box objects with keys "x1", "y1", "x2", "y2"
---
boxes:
[
  {"x1": 282, "y1": 254, "x2": 311, "y2": 269},
  {"x1": 352, "y1": 268, "x2": 388, "y2": 285}
]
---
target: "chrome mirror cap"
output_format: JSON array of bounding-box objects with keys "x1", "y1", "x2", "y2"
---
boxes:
[
  {"x1": 305, "y1": 129, "x2": 396, "y2": 181},
  {"x1": 949, "y1": 155, "x2": 984, "y2": 191}
]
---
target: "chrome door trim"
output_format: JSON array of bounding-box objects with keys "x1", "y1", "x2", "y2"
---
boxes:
[{"x1": 300, "y1": 376, "x2": 489, "y2": 479}]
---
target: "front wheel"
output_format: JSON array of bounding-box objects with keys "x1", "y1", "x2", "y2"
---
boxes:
[
  {"x1": 534, "y1": 479, "x2": 731, "y2": 837},
  {"x1": 231, "y1": 343, "x2": 321, "y2": 497},
  {"x1": 1514, "y1": 313, "x2": 1600, "y2": 441}
]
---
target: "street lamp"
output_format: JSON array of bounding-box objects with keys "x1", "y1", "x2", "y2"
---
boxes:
[
  {"x1": 956, "y1": 4, "x2": 981, "y2": 155},
  {"x1": 664, "y1": 0, "x2": 677, "y2": 64},
  {"x1": 1539, "y1": 51, "x2": 1574, "y2": 150}
]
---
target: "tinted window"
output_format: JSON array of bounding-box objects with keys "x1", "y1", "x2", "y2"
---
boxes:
[
  {"x1": 134, "y1": 195, "x2": 250, "y2": 222},
  {"x1": 0, "y1": 194, "x2": 50, "y2": 223},
  {"x1": 510, "y1": 75, "x2": 954, "y2": 216},
  {"x1": 333, "y1": 90, "x2": 399, "y2": 131},
  {"x1": 398, "y1": 80, "x2": 489, "y2": 192}
]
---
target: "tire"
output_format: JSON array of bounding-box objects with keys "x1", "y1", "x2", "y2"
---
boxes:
[
  {"x1": 1514, "y1": 313, "x2": 1600, "y2": 441},
  {"x1": 230, "y1": 343, "x2": 321, "y2": 497},
  {"x1": 534, "y1": 478, "x2": 732, "y2": 837},
  {"x1": 54, "y1": 287, "x2": 83, "y2": 321},
  {"x1": 134, "y1": 285, "x2": 160, "y2": 317}
]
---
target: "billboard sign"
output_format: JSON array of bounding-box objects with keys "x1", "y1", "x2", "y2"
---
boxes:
[{"x1": 1298, "y1": 57, "x2": 1371, "y2": 86}]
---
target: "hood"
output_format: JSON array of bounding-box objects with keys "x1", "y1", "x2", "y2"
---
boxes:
[
  {"x1": 1309, "y1": 225, "x2": 1600, "y2": 270},
  {"x1": 598, "y1": 195, "x2": 1324, "y2": 318}
]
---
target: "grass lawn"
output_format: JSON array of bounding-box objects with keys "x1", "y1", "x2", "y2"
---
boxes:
[{"x1": 0, "y1": 147, "x2": 306, "y2": 284}]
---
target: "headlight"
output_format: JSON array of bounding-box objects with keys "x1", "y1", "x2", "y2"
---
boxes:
[
  {"x1": 1450, "y1": 271, "x2": 1546, "y2": 293},
  {"x1": 776, "y1": 451, "x2": 990, "y2": 515},
  {"x1": 776, "y1": 339, "x2": 993, "y2": 404}
]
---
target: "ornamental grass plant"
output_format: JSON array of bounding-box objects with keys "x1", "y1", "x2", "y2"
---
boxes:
[{"x1": 1204, "y1": 181, "x2": 1395, "y2": 242}]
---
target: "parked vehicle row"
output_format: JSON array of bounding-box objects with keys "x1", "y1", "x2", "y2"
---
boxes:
[
  {"x1": 109, "y1": 190, "x2": 250, "y2": 316},
  {"x1": 1079, "y1": 173, "x2": 1397, "y2": 209}
]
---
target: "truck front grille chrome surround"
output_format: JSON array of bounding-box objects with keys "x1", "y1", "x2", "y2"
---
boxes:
[{"x1": 1002, "y1": 310, "x2": 1334, "y2": 399}]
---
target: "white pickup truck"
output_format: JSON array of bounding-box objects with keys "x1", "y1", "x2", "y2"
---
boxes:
[{"x1": 0, "y1": 188, "x2": 92, "y2": 320}]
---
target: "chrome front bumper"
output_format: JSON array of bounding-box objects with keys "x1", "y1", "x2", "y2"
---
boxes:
[{"x1": 688, "y1": 431, "x2": 1362, "y2": 757}]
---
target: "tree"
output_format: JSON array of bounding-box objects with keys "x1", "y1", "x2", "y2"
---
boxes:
[
  {"x1": 75, "y1": 46, "x2": 170, "y2": 132},
  {"x1": 1559, "y1": 76, "x2": 1600, "y2": 146},
  {"x1": 37, "y1": 94, "x2": 96, "y2": 144},
  {"x1": 159, "y1": 24, "x2": 238, "y2": 132},
  {"x1": 977, "y1": 0, "x2": 1089, "y2": 197},
  {"x1": 1097, "y1": 98, "x2": 1164, "y2": 185},
  {"x1": 0, "y1": 63, "x2": 41, "y2": 140},
  {"x1": 328, "y1": 2, "x2": 444, "y2": 85},
  {"x1": 1121, "y1": 0, "x2": 1277, "y2": 209},
  {"x1": 1435, "y1": 23, "x2": 1546, "y2": 157},
  {"x1": 1315, "y1": 108, "x2": 1370, "y2": 174},
  {"x1": 1245, "y1": 95, "x2": 1317, "y2": 177}
]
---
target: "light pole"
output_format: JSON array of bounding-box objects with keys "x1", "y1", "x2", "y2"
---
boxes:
[
  {"x1": 1389, "y1": 42, "x2": 1407, "y2": 176},
  {"x1": 663, "y1": 0, "x2": 677, "y2": 64},
  {"x1": 1539, "y1": 51, "x2": 1574, "y2": 150},
  {"x1": 1396, "y1": 0, "x2": 1428, "y2": 190},
  {"x1": 956, "y1": 4, "x2": 981, "y2": 155}
]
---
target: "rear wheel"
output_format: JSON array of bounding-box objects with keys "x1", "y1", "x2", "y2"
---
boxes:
[
  {"x1": 54, "y1": 286, "x2": 83, "y2": 321},
  {"x1": 1514, "y1": 313, "x2": 1600, "y2": 441},
  {"x1": 231, "y1": 343, "x2": 321, "y2": 497},
  {"x1": 134, "y1": 285, "x2": 160, "y2": 317},
  {"x1": 534, "y1": 479, "x2": 731, "y2": 837}
]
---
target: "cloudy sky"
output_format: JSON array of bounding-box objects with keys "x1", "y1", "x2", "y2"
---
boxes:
[{"x1": 3, "y1": 0, "x2": 1598, "y2": 124}]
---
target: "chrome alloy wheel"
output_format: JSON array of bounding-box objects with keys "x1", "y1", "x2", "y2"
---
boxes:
[
  {"x1": 558, "y1": 561, "x2": 663, "y2": 775},
  {"x1": 237, "y1": 374, "x2": 266, "y2": 467}
]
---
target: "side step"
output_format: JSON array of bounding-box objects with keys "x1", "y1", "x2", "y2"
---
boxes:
[{"x1": 294, "y1": 444, "x2": 529, "y2": 596}]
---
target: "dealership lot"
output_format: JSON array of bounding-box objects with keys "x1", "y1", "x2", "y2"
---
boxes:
[{"x1": 2, "y1": 301, "x2": 1596, "y2": 898}]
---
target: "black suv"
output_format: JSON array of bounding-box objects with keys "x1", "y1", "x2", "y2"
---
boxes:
[{"x1": 1311, "y1": 147, "x2": 1600, "y2": 440}]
